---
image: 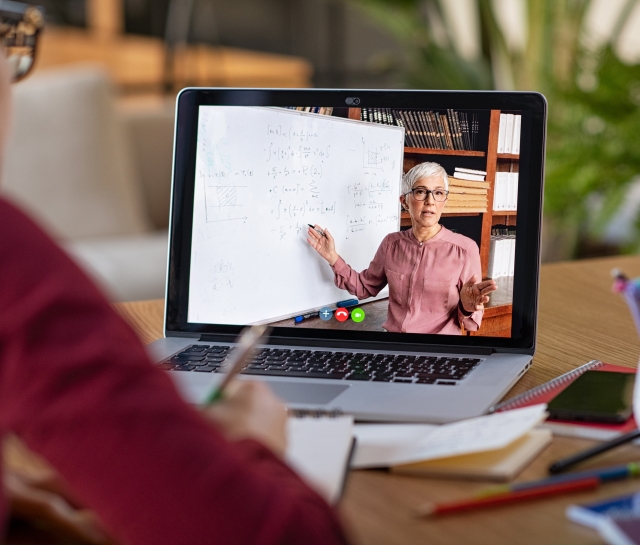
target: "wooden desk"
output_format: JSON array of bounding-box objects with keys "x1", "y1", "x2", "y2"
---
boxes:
[{"x1": 7, "y1": 254, "x2": 640, "y2": 544}]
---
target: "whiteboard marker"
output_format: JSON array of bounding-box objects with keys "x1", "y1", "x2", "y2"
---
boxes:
[
  {"x1": 294, "y1": 312, "x2": 318, "y2": 323},
  {"x1": 307, "y1": 224, "x2": 327, "y2": 237},
  {"x1": 336, "y1": 299, "x2": 359, "y2": 308}
]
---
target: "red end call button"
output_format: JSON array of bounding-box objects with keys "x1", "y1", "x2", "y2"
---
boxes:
[{"x1": 335, "y1": 308, "x2": 349, "y2": 322}]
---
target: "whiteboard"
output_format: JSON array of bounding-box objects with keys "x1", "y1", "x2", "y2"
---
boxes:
[{"x1": 187, "y1": 106, "x2": 405, "y2": 325}]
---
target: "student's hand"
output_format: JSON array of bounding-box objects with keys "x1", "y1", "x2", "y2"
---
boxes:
[
  {"x1": 307, "y1": 225, "x2": 339, "y2": 266},
  {"x1": 4, "y1": 467, "x2": 111, "y2": 544},
  {"x1": 460, "y1": 275, "x2": 498, "y2": 313},
  {"x1": 204, "y1": 380, "x2": 288, "y2": 457}
]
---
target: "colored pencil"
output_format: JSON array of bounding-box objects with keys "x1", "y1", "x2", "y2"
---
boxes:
[
  {"x1": 476, "y1": 461, "x2": 640, "y2": 499},
  {"x1": 416, "y1": 478, "x2": 600, "y2": 518}
]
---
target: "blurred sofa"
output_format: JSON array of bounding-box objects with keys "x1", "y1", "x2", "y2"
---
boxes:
[{"x1": 1, "y1": 66, "x2": 175, "y2": 301}]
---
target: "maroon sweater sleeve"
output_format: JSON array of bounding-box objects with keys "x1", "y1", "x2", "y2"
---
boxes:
[{"x1": 0, "y1": 199, "x2": 349, "y2": 545}]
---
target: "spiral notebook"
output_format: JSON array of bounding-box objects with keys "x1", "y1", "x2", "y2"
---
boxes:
[
  {"x1": 286, "y1": 410, "x2": 355, "y2": 504},
  {"x1": 490, "y1": 360, "x2": 637, "y2": 440}
]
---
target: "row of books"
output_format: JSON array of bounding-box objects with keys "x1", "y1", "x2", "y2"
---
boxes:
[
  {"x1": 493, "y1": 171, "x2": 518, "y2": 211},
  {"x1": 445, "y1": 168, "x2": 489, "y2": 213},
  {"x1": 360, "y1": 108, "x2": 480, "y2": 151},
  {"x1": 488, "y1": 227, "x2": 516, "y2": 279},
  {"x1": 497, "y1": 114, "x2": 521, "y2": 155},
  {"x1": 284, "y1": 106, "x2": 334, "y2": 115}
]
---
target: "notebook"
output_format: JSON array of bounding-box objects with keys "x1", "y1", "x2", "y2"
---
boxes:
[
  {"x1": 567, "y1": 491, "x2": 640, "y2": 529},
  {"x1": 491, "y1": 360, "x2": 637, "y2": 440},
  {"x1": 352, "y1": 403, "x2": 548, "y2": 481},
  {"x1": 286, "y1": 411, "x2": 355, "y2": 504},
  {"x1": 391, "y1": 429, "x2": 551, "y2": 481},
  {"x1": 149, "y1": 88, "x2": 546, "y2": 424}
]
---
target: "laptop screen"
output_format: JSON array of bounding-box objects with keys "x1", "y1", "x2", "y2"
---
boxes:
[{"x1": 168, "y1": 91, "x2": 545, "y2": 351}]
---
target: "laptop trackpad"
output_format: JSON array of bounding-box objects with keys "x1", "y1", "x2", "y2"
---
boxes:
[{"x1": 265, "y1": 381, "x2": 349, "y2": 404}]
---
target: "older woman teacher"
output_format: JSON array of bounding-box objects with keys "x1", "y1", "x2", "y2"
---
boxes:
[{"x1": 307, "y1": 162, "x2": 497, "y2": 334}]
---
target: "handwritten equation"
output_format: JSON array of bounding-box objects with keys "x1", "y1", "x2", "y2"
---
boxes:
[
  {"x1": 265, "y1": 143, "x2": 330, "y2": 162},
  {"x1": 267, "y1": 124, "x2": 320, "y2": 142}
]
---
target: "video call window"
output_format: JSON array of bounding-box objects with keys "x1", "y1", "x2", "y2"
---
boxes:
[{"x1": 187, "y1": 106, "x2": 520, "y2": 338}]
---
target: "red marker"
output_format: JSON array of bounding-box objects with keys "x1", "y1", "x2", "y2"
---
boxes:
[{"x1": 335, "y1": 308, "x2": 349, "y2": 322}]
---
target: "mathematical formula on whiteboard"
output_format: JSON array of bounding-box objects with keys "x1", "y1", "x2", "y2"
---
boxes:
[{"x1": 188, "y1": 106, "x2": 404, "y2": 325}]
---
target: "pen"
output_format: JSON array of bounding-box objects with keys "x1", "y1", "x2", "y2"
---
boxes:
[
  {"x1": 416, "y1": 478, "x2": 600, "y2": 518},
  {"x1": 479, "y1": 461, "x2": 640, "y2": 498},
  {"x1": 548, "y1": 430, "x2": 640, "y2": 474},
  {"x1": 336, "y1": 299, "x2": 359, "y2": 308},
  {"x1": 203, "y1": 324, "x2": 271, "y2": 405},
  {"x1": 308, "y1": 224, "x2": 327, "y2": 237}
]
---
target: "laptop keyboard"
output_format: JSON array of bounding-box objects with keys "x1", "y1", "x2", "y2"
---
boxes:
[{"x1": 159, "y1": 345, "x2": 482, "y2": 385}]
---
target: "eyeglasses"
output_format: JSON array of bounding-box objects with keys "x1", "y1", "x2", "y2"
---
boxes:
[
  {"x1": 0, "y1": 1, "x2": 44, "y2": 82},
  {"x1": 406, "y1": 187, "x2": 449, "y2": 202}
]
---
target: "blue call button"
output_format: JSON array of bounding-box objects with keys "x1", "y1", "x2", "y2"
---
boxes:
[{"x1": 319, "y1": 307, "x2": 333, "y2": 321}]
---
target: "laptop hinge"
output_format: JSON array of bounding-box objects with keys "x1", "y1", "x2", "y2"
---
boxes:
[{"x1": 198, "y1": 334, "x2": 494, "y2": 355}]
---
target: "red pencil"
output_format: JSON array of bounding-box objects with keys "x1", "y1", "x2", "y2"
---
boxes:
[{"x1": 416, "y1": 477, "x2": 600, "y2": 518}]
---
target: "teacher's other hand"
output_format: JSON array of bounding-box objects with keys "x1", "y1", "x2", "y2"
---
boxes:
[
  {"x1": 307, "y1": 225, "x2": 339, "y2": 266},
  {"x1": 460, "y1": 275, "x2": 498, "y2": 313}
]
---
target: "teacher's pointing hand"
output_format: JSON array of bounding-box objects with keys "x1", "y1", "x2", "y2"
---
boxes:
[
  {"x1": 307, "y1": 225, "x2": 339, "y2": 266},
  {"x1": 460, "y1": 275, "x2": 498, "y2": 313}
]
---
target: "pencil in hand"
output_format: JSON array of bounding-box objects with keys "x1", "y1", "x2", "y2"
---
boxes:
[{"x1": 203, "y1": 324, "x2": 271, "y2": 406}]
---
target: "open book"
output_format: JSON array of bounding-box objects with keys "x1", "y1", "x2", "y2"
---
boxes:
[{"x1": 352, "y1": 404, "x2": 550, "y2": 481}]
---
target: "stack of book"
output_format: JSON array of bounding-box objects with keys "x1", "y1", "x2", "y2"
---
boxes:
[
  {"x1": 493, "y1": 171, "x2": 518, "y2": 211},
  {"x1": 445, "y1": 168, "x2": 488, "y2": 214},
  {"x1": 497, "y1": 113, "x2": 521, "y2": 155},
  {"x1": 488, "y1": 227, "x2": 515, "y2": 279},
  {"x1": 360, "y1": 108, "x2": 479, "y2": 151}
]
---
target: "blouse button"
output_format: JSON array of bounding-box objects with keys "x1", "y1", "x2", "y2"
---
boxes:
[{"x1": 419, "y1": 242, "x2": 423, "y2": 246}]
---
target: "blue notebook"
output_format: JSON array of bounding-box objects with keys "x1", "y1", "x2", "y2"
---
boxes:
[{"x1": 567, "y1": 492, "x2": 640, "y2": 529}]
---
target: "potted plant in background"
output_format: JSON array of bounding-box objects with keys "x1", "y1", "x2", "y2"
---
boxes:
[{"x1": 352, "y1": 0, "x2": 640, "y2": 260}]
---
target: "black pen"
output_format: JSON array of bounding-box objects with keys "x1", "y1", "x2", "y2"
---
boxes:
[
  {"x1": 549, "y1": 428, "x2": 640, "y2": 474},
  {"x1": 308, "y1": 224, "x2": 327, "y2": 237}
]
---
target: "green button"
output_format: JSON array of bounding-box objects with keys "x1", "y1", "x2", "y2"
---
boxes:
[{"x1": 351, "y1": 308, "x2": 365, "y2": 323}]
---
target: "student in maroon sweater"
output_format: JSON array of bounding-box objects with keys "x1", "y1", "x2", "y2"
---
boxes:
[{"x1": 0, "y1": 46, "x2": 349, "y2": 545}]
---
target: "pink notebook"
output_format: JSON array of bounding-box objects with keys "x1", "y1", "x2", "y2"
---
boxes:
[{"x1": 491, "y1": 360, "x2": 637, "y2": 441}]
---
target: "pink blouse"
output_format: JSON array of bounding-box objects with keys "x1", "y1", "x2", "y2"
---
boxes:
[{"x1": 331, "y1": 227, "x2": 484, "y2": 334}]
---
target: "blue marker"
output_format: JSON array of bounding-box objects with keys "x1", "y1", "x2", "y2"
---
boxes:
[
  {"x1": 336, "y1": 299, "x2": 359, "y2": 308},
  {"x1": 294, "y1": 312, "x2": 318, "y2": 323}
]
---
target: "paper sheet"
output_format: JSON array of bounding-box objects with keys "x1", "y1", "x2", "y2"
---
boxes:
[
  {"x1": 352, "y1": 404, "x2": 547, "y2": 468},
  {"x1": 286, "y1": 415, "x2": 354, "y2": 503}
]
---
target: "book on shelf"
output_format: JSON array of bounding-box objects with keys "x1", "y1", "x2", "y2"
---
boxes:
[
  {"x1": 455, "y1": 167, "x2": 487, "y2": 176},
  {"x1": 360, "y1": 108, "x2": 479, "y2": 151},
  {"x1": 497, "y1": 113, "x2": 521, "y2": 156},
  {"x1": 488, "y1": 227, "x2": 515, "y2": 278},
  {"x1": 454, "y1": 171, "x2": 485, "y2": 182},
  {"x1": 492, "y1": 171, "x2": 518, "y2": 211},
  {"x1": 512, "y1": 115, "x2": 521, "y2": 155},
  {"x1": 504, "y1": 114, "x2": 515, "y2": 154},
  {"x1": 448, "y1": 176, "x2": 490, "y2": 190}
]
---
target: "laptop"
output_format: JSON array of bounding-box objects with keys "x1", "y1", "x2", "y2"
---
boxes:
[{"x1": 148, "y1": 89, "x2": 546, "y2": 423}]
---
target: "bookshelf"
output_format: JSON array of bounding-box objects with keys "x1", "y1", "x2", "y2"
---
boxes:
[{"x1": 348, "y1": 107, "x2": 517, "y2": 337}]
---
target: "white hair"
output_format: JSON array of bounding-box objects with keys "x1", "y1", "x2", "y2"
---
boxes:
[{"x1": 401, "y1": 162, "x2": 448, "y2": 195}]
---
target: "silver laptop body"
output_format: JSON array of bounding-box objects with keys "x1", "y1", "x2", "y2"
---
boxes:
[{"x1": 148, "y1": 89, "x2": 546, "y2": 424}]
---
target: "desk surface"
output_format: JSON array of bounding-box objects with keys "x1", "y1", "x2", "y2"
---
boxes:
[{"x1": 7, "y1": 254, "x2": 640, "y2": 544}]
